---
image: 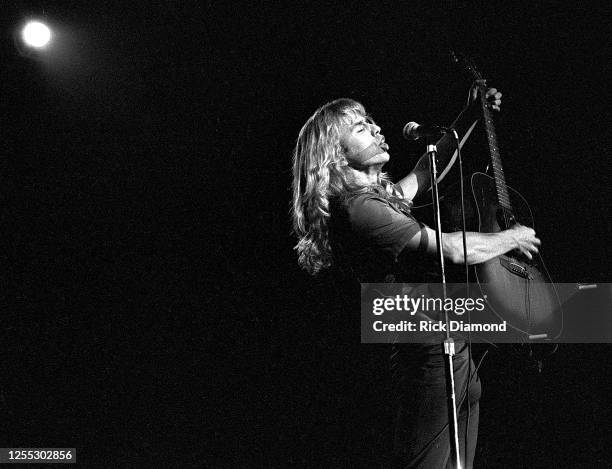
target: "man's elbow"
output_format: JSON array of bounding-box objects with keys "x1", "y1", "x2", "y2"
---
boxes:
[
  {"x1": 442, "y1": 234, "x2": 463, "y2": 264},
  {"x1": 449, "y1": 250, "x2": 465, "y2": 264}
]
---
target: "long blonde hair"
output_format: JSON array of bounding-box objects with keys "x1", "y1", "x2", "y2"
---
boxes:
[{"x1": 291, "y1": 98, "x2": 406, "y2": 275}]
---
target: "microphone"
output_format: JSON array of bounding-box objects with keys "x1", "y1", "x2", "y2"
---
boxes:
[{"x1": 402, "y1": 122, "x2": 451, "y2": 140}]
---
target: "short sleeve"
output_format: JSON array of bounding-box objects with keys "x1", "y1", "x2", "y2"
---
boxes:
[
  {"x1": 346, "y1": 195, "x2": 425, "y2": 260},
  {"x1": 391, "y1": 183, "x2": 404, "y2": 198}
]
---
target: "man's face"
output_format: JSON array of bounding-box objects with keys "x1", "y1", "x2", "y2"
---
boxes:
[{"x1": 339, "y1": 114, "x2": 390, "y2": 168}]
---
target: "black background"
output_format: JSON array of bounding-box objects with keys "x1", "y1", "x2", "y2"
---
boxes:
[{"x1": 1, "y1": 1, "x2": 610, "y2": 467}]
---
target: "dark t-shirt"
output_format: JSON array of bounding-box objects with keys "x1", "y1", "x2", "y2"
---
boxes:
[{"x1": 329, "y1": 187, "x2": 431, "y2": 283}]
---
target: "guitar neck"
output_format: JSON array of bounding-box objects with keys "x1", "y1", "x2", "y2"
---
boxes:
[{"x1": 479, "y1": 87, "x2": 513, "y2": 212}]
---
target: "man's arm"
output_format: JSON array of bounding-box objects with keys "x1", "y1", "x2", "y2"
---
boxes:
[
  {"x1": 405, "y1": 223, "x2": 540, "y2": 265},
  {"x1": 397, "y1": 85, "x2": 502, "y2": 201}
]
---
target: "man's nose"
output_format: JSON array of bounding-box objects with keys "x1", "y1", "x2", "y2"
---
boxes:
[{"x1": 369, "y1": 123, "x2": 381, "y2": 135}]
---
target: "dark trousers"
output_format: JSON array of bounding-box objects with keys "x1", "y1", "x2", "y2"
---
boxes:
[{"x1": 391, "y1": 342, "x2": 481, "y2": 469}]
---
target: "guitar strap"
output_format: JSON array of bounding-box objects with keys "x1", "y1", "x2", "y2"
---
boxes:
[{"x1": 433, "y1": 119, "x2": 479, "y2": 186}]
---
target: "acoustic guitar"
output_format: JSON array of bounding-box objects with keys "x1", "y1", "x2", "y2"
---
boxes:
[{"x1": 446, "y1": 53, "x2": 563, "y2": 340}]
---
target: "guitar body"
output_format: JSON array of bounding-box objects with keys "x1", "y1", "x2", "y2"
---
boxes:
[{"x1": 469, "y1": 172, "x2": 561, "y2": 338}]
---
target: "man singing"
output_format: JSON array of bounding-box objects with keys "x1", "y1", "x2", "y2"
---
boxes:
[{"x1": 291, "y1": 85, "x2": 540, "y2": 468}]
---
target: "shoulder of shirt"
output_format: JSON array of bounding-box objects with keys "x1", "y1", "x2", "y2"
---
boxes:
[
  {"x1": 342, "y1": 193, "x2": 397, "y2": 229},
  {"x1": 345, "y1": 192, "x2": 390, "y2": 210}
]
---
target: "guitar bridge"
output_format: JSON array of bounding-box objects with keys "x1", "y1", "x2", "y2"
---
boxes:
[{"x1": 500, "y1": 257, "x2": 531, "y2": 279}]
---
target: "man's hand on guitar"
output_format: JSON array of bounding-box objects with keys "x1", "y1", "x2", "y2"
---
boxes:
[
  {"x1": 467, "y1": 79, "x2": 503, "y2": 112},
  {"x1": 507, "y1": 224, "x2": 541, "y2": 260},
  {"x1": 484, "y1": 88, "x2": 502, "y2": 111}
]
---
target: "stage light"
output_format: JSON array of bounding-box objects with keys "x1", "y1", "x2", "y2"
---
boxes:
[{"x1": 22, "y1": 21, "x2": 51, "y2": 48}]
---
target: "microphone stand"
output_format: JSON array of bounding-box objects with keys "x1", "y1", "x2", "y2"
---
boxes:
[{"x1": 426, "y1": 140, "x2": 462, "y2": 469}]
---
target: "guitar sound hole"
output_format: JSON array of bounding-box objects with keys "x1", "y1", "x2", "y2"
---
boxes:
[{"x1": 496, "y1": 209, "x2": 516, "y2": 231}]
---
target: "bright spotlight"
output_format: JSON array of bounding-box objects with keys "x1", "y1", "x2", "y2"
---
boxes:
[{"x1": 22, "y1": 21, "x2": 51, "y2": 48}]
